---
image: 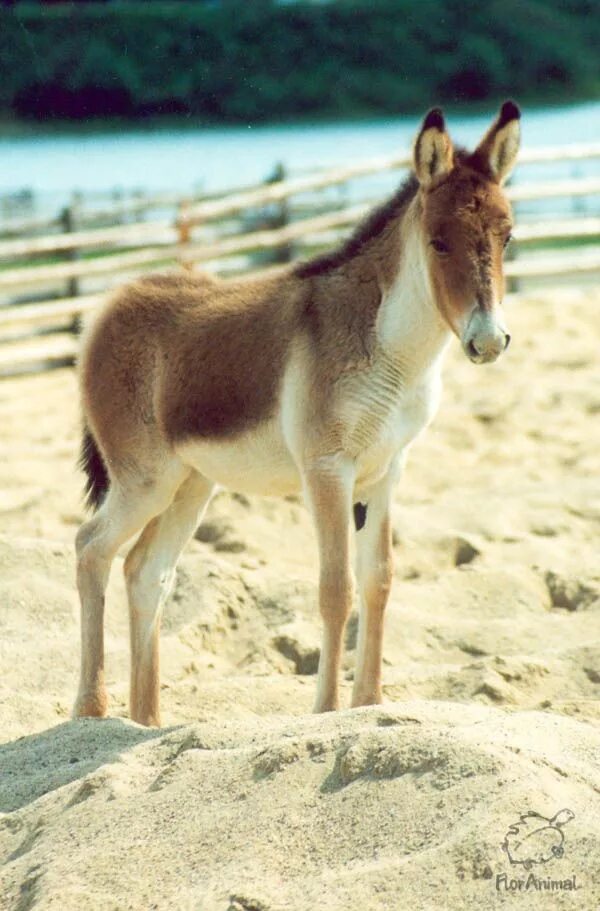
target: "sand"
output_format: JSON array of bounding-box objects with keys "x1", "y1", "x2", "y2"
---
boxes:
[{"x1": 0, "y1": 287, "x2": 599, "y2": 909}]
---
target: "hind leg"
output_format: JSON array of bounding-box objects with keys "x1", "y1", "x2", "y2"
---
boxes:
[
  {"x1": 124, "y1": 472, "x2": 215, "y2": 726},
  {"x1": 74, "y1": 459, "x2": 189, "y2": 719}
]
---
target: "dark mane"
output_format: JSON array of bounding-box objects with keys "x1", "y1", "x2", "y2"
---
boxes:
[{"x1": 294, "y1": 172, "x2": 419, "y2": 279}]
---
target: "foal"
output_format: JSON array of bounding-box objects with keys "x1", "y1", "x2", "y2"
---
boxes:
[{"x1": 75, "y1": 102, "x2": 520, "y2": 726}]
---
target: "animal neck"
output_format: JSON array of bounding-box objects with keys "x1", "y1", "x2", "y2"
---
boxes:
[{"x1": 374, "y1": 197, "x2": 451, "y2": 378}]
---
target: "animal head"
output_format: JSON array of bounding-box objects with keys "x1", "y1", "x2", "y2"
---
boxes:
[
  {"x1": 413, "y1": 101, "x2": 520, "y2": 364},
  {"x1": 552, "y1": 808, "x2": 575, "y2": 828}
]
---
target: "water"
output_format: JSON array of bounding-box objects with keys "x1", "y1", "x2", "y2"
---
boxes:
[{"x1": 1, "y1": 100, "x2": 599, "y2": 219}]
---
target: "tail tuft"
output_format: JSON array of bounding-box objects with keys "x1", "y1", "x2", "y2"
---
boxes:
[{"x1": 79, "y1": 426, "x2": 109, "y2": 511}]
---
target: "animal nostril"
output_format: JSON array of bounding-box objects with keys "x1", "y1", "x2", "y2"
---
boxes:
[
  {"x1": 468, "y1": 339, "x2": 479, "y2": 358},
  {"x1": 504, "y1": 333, "x2": 511, "y2": 350}
]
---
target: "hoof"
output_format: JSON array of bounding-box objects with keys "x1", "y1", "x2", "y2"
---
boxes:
[
  {"x1": 312, "y1": 697, "x2": 339, "y2": 714},
  {"x1": 73, "y1": 691, "x2": 108, "y2": 719},
  {"x1": 130, "y1": 710, "x2": 161, "y2": 728},
  {"x1": 351, "y1": 692, "x2": 383, "y2": 708}
]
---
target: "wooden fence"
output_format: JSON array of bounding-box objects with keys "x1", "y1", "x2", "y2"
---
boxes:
[{"x1": 1, "y1": 141, "x2": 599, "y2": 376}]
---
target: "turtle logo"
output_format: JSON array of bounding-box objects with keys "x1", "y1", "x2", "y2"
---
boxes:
[{"x1": 502, "y1": 809, "x2": 575, "y2": 870}]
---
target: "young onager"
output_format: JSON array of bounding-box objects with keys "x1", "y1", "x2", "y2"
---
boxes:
[{"x1": 75, "y1": 102, "x2": 520, "y2": 726}]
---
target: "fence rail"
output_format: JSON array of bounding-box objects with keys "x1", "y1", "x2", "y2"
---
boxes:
[{"x1": 1, "y1": 140, "x2": 599, "y2": 377}]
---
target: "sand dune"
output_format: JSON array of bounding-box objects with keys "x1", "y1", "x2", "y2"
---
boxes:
[
  {"x1": 1, "y1": 287, "x2": 599, "y2": 909},
  {"x1": 2, "y1": 706, "x2": 599, "y2": 910}
]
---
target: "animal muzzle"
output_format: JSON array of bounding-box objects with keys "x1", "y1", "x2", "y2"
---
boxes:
[{"x1": 462, "y1": 309, "x2": 510, "y2": 364}]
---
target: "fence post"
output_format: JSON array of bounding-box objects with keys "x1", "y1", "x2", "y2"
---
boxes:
[
  {"x1": 60, "y1": 192, "x2": 81, "y2": 301},
  {"x1": 176, "y1": 198, "x2": 193, "y2": 271},
  {"x1": 112, "y1": 187, "x2": 124, "y2": 225},
  {"x1": 266, "y1": 161, "x2": 291, "y2": 263},
  {"x1": 133, "y1": 188, "x2": 145, "y2": 223}
]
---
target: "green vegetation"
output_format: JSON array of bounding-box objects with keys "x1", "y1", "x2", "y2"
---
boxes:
[{"x1": 0, "y1": 0, "x2": 598, "y2": 122}]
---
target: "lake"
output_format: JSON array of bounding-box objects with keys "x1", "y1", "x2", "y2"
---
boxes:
[{"x1": 1, "y1": 100, "x2": 599, "y2": 219}]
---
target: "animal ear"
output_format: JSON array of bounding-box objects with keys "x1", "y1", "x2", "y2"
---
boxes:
[
  {"x1": 475, "y1": 100, "x2": 521, "y2": 184},
  {"x1": 413, "y1": 108, "x2": 454, "y2": 188}
]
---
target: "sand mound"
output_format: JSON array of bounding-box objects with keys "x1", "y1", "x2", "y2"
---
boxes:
[
  {"x1": 1, "y1": 288, "x2": 599, "y2": 908},
  {"x1": 2, "y1": 705, "x2": 599, "y2": 909}
]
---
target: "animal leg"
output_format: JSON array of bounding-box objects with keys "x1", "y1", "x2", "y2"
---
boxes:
[
  {"x1": 352, "y1": 456, "x2": 403, "y2": 708},
  {"x1": 124, "y1": 472, "x2": 215, "y2": 726},
  {"x1": 303, "y1": 455, "x2": 355, "y2": 713},
  {"x1": 74, "y1": 460, "x2": 188, "y2": 719}
]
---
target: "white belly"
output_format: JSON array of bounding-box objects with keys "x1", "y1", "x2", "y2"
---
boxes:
[{"x1": 175, "y1": 418, "x2": 301, "y2": 496}]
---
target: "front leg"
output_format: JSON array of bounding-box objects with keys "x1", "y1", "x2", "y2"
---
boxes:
[
  {"x1": 352, "y1": 454, "x2": 404, "y2": 707},
  {"x1": 303, "y1": 455, "x2": 355, "y2": 713}
]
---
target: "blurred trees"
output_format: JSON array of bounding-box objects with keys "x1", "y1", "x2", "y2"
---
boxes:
[{"x1": 0, "y1": 0, "x2": 597, "y2": 120}]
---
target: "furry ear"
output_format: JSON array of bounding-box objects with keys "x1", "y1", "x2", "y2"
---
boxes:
[
  {"x1": 475, "y1": 100, "x2": 521, "y2": 184},
  {"x1": 413, "y1": 108, "x2": 454, "y2": 188}
]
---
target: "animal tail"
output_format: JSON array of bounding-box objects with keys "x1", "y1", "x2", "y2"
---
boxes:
[{"x1": 79, "y1": 424, "x2": 110, "y2": 512}]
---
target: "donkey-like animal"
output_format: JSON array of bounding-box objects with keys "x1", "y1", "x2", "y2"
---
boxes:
[{"x1": 75, "y1": 102, "x2": 520, "y2": 726}]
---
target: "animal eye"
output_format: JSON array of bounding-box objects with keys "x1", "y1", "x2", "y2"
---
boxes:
[
  {"x1": 430, "y1": 239, "x2": 449, "y2": 254},
  {"x1": 503, "y1": 233, "x2": 513, "y2": 248}
]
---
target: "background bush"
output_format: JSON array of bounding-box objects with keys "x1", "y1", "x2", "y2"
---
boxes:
[{"x1": 0, "y1": 0, "x2": 598, "y2": 121}]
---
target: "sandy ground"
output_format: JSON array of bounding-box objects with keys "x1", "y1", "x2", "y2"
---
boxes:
[{"x1": 0, "y1": 286, "x2": 599, "y2": 910}]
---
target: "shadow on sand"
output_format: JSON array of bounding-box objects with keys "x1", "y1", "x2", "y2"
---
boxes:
[{"x1": 0, "y1": 717, "x2": 174, "y2": 814}]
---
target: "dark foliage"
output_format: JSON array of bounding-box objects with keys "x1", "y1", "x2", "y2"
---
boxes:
[{"x1": 0, "y1": 1, "x2": 597, "y2": 121}]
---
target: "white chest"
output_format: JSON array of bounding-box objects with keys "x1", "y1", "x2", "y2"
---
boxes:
[{"x1": 339, "y1": 351, "x2": 444, "y2": 487}]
